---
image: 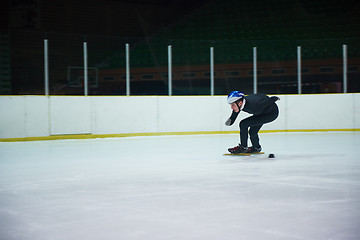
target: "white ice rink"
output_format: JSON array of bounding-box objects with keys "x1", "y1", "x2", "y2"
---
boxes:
[{"x1": 0, "y1": 132, "x2": 359, "y2": 240}]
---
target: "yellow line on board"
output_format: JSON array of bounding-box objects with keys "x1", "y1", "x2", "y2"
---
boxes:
[
  {"x1": 0, "y1": 129, "x2": 359, "y2": 142},
  {"x1": 1, "y1": 93, "x2": 359, "y2": 97}
]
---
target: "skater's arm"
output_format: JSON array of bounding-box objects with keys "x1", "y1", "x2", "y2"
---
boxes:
[{"x1": 225, "y1": 111, "x2": 239, "y2": 126}]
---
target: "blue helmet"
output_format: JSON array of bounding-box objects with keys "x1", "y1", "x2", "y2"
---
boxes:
[{"x1": 227, "y1": 91, "x2": 244, "y2": 104}]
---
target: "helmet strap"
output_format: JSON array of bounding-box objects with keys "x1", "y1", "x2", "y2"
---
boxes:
[
  {"x1": 235, "y1": 99, "x2": 240, "y2": 109},
  {"x1": 235, "y1": 97, "x2": 243, "y2": 110}
]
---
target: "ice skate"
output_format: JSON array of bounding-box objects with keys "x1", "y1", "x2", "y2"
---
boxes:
[
  {"x1": 246, "y1": 146, "x2": 262, "y2": 153},
  {"x1": 228, "y1": 145, "x2": 248, "y2": 154}
]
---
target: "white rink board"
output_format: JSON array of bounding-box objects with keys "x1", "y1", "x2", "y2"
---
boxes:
[
  {"x1": 286, "y1": 94, "x2": 354, "y2": 130},
  {"x1": 354, "y1": 93, "x2": 360, "y2": 127},
  {"x1": 24, "y1": 96, "x2": 49, "y2": 137},
  {"x1": 0, "y1": 96, "x2": 26, "y2": 138},
  {"x1": 50, "y1": 96, "x2": 92, "y2": 135},
  {"x1": 0, "y1": 94, "x2": 359, "y2": 139},
  {"x1": 157, "y1": 96, "x2": 223, "y2": 132},
  {"x1": 93, "y1": 96, "x2": 158, "y2": 134}
]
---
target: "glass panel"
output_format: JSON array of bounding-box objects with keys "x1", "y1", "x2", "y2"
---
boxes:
[
  {"x1": 257, "y1": 40, "x2": 298, "y2": 94},
  {"x1": 87, "y1": 35, "x2": 128, "y2": 95},
  {"x1": 0, "y1": 32, "x2": 12, "y2": 95},
  {"x1": 8, "y1": 31, "x2": 44, "y2": 95},
  {"x1": 47, "y1": 33, "x2": 86, "y2": 95},
  {"x1": 347, "y1": 38, "x2": 360, "y2": 93},
  {"x1": 213, "y1": 40, "x2": 253, "y2": 95},
  {"x1": 300, "y1": 39, "x2": 343, "y2": 94},
  {"x1": 171, "y1": 39, "x2": 211, "y2": 95},
  {"x1": 4, "y1": 30, "x2": 360, "y2": 95}
]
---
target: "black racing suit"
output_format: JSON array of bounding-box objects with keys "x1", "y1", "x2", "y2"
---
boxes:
[{"x1": 227, "y1": 94, "x2": 279, "y2": 148}]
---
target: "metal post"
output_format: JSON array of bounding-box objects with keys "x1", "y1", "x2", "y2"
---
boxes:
[
  {"x1": 210, "y1": 47, "x2": 214, "y2": 95},
  {"x1": 83, "y1": 42, "x2": 88, "y2": 96},
  {"x1": 168, "y1": 45, "x2": 172, "y2": 96},
  {"x1": 253, "y1": 47, "x2": 257, "y2": 94},
  {"x1": 343, "y1": 44, "x2": 347, "y2": 93},
  {"x1": 126, "y1": 43, "x2": 130, "y2": 96},
  {"x1": 44, "y1": 39, "x2": 49, "y2": 95},
  {"x1": 297, "y1": 46, "x2": 302, "y2": 94}
]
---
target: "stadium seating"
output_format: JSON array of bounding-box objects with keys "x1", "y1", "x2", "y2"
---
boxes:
[{"x1": 104, "y1": 0, "x2": 360, "y2": 69}]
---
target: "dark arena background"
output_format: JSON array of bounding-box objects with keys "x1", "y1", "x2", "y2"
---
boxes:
[{"x1": 2, "y1": 0, "x2": 360, "y2": 95}]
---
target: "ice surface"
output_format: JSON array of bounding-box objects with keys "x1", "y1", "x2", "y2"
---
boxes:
[{"x1": 0, "y1": 132, "x2": 359, "y2": 240}]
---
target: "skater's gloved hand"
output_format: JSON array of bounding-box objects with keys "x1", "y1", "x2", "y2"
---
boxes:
[
  {"x1": 225, "y1": 118, "x2": 232, "y2": 126},
  {"x1": 225, "y1": 111, "x2": 239, "y2": 126}
]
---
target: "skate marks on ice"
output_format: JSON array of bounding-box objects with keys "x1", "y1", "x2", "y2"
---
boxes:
[
  {"x1": 267, "y1": 153, "x2": 352, "y2": 162},
  {"x1": 221, "y1": 152, "x2": 272, "y2": 163},
  {"x1": 220, "y1": 152, "x2": 352, "y2": 164},
  {"x1": 0, "y1": 132, "x2": 359, "y2": 240}
]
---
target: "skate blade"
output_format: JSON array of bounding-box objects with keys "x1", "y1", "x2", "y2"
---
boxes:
[{"x1": 223, "y1": 152, "x2": 264, "y2": 156}]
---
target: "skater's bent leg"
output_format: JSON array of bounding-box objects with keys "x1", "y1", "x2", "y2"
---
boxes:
[
  {"x1": 249, "y1": 125, "x2": 262, "y2": 148},
  {"x1": 240, "y1": 114, "x2": 275, "y2": 148},
  {"x1": 239, "y1": 108, "x2": 278, "y2": 148},
  {"x1": 239, "y1": 118, "x2": 252, "y2": 147}
]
